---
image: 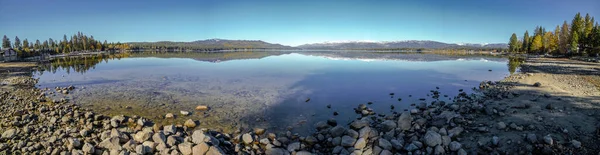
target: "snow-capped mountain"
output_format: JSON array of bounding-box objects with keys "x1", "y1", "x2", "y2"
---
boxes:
[{"x1": 297, "y1": 40, "x2": 507, "y2": 49}]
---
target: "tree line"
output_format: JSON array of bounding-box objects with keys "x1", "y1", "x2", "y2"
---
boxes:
[
  {"x1": 508, "y1": 13, "x2": 600, "y2": 56},
  {"x1": 1, "y1": 32, "x2": 130, "y2": 58}
]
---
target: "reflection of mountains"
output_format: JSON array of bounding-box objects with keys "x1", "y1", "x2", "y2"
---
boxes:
[
  {"x1": 299, "y1": 51, "x2": 508, "y2": 62},
  {"x1": 130, "y1": 51, "x2": 291, "y2": 63}
]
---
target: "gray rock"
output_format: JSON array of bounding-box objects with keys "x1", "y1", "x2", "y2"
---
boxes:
[
  {"x1": 137, "y1": 118, "x2": 147, "y2": 126},
  {"x1": 497, "y1": 122, "x2": 506, "y2": 130},
  {"x1": 405, "y1": 143, "x2": 419, "y2": 152},
  {"x1": 68, "y1": 138, "x2": 82, "y2": 150},
  {"x1": 448, "y1": 127, "x2": 464, "y2": 138},
  {"x1": 358, "y1": 127, "x2": 371, "y2": 139},
  {"x1": 207, "y1": 146, "x2": 225, "y2": 155},
  {"x1": 287, "y1": 142, "x2": 301, "y2": 152},
  {"x1": 441, "y1": 136, "x2": 451, "y2": 147},
  {"x1": 242, "y1": 133, "x2": 254, "y2": 144},
  {"x1": 380, "y1": 150, "x2": 393, "y2": 155},
  {"x1": 350, "y1": 119, "x2": 370, "y2": 129},
  {"x1": 192, "y1": 130, "x2": 206, "y2": 144},
  {"x1": 458, "y1": 148, "x2": 467, "y2": 155},
  {"x1": 449, "y1": 141, "x2": 461, "y2": 151},
  {"x1": 439, "y1": 128, "x2": 448, "y2": 136},
  {"x1": 165, "y1": 113, "x2": 175, "y2": 119},
  {"x1": 543, "y1": 135, "x2": 553, "y2": 145},
  {"x1": 266, "y1": 148, "x2": 288, "y2": 155},
  {"x1": 1, "y1": 129, "x2": 17, "y2": 139},
  {"x1": 341, "y1": 135, "x2": 356, "y2": 147},
  {"x1": 178, "y1": 142, "x2": 193, "y2": 155},
  {"x1": 390, "y1": 139, "x2": 404, "y2": 150},
  {"x1": 184, "y1": 119, "x2": 197, "y2": 128},
  {"x1": 354, "y1": 138, "x2": 367, "y2": 149},
  {"x1": 379, "y1": 138, "x2": 392, "y2": 150},
  {"x1": 492, "y1": 136, "x2": 499, "y2": 146},
  {"x1": 0, "y1": 143, "x2": 7, "y2": 151},
  {"x1": 424, "y1": 131, "x2": 442, "y2": 147},
  {"x1": 332, "y1": 137, "x2": 342, "y2": 146},
  {"x1": 346, "y1": 129, "x2": 359, "y2": 139},
  {"x1": 332, "y1": 146, "x2": 344, "y2": 154},
  {"x1": 134, "y1": 130, "x2": 153, "y2": 143},
  {"x1": 296, "y1": 151, "x2": 312, "y2": 155},
  {"x1": 254, "y1": 128, "x2": 266, "y2": 135},
  {"x1": 99, "y1": 137, "x2": 122, "y2": 151},
  {"x1": 571, "y1": 140, "x2": 581, "y2": 148},
  {"x1": 167, "y1": 136, "x2": 179, "y2": 147},
  {"x1": 397, "y1": 112, "x2": 412, "y2": 131},
  {"x1": 163, "y1": 125, "x2": 177, "y2": 135},
  {"x1": 372, "y1": 146, "x2": 383, "y2": 155},
  {"x1": 192, "y1": 142, "x2": 209, "y2": 155},
  {"x1": 305, "y1": 136, "x2": 317, "y2": 145},
  {"x1": 526, "y1": 133, "x2": 537, "y2": 144},
  {"x1": 314, "y1": 121, "x2": 329, "y2": 130},
  {"x1": 380, "y1": 120, "x2": 397, "y2": 132},
  {"x1": 434, "y1": 145, "x2": 444, "y2": 155},
  {"x1": 82, "y1": 143, "x2": 95, "y2": 154},
  {"x1": 135, "y1": 145, "x2": 148, "y2": 155},
  {"x1": 152, "y1": 132, "x2": 167, "y2": 144},
  {"x1": 329, "y1": 126, "x2": 346, "y2": 137}
]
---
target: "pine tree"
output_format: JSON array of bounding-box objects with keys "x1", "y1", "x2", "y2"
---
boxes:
[
  {"x1": 509, "y1": 33, "x2": 519, "y2": 53},
  {"x1": 522, "y1": 31, "x2": 530, "y2": 53},
  {"x1": 571, "y1": 13, "x2": 584, "y2": 53},
  {"x1": 14, "y1": 36, "x2": 21, "y2": 50},
  {"x1": 570, "y1": 32, "x2": 579, "y2": 53},
  {"x1": 559, "y1": 21, "x2": 570, "y2": 54},
  {"x1": 2, "y1": 35, "x2": 11, "y2": 49}
]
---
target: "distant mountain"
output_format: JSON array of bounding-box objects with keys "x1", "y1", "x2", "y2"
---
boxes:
[
  {"x1": 129, "y1": 39, "x2": 294, "y2": 51},
  {"x1": 297, "y1": 41, "x2": 507, "y2": 50}
]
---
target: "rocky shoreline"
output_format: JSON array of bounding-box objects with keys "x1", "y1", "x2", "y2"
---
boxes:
[{"x1": 1, "y1": 57, "x2": 599, "y2": 155}]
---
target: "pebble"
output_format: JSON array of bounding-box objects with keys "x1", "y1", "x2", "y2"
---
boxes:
[
  {"x1": 543, "y1": 135, "x2": 553, "y2": 145},
  {"x1": 449, "y1": 141, "x2": 462, "y2": 151},
  {"x1": 195, "y1": 105, "x2": 209, "y2": 111},
  {"x1": 165, "y1": 113, "x2": 175, "y2": 119},
  {"x1": 184, "y1": 119, "x2": 197, "y2": 128},
  {"x1": 180, "y1": 111, "x2": 191, "y2": 116}
]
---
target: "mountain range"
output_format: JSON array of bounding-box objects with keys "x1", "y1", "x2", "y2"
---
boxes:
[
  {"x1": 128, "y1": 39, "x2": 507, "y2": 50},
  {"x1": 296, "y1": 40, "x2": 507, "y2": 49}
]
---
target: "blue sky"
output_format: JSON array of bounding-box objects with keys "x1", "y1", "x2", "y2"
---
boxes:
[{"x1": 0, "y1": 0, "x2": 598, "y2": 46}]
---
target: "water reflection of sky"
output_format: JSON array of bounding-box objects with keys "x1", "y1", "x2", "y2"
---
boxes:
[{"x1": 35, "y1": 52, "x2": 511, "y2": 133}]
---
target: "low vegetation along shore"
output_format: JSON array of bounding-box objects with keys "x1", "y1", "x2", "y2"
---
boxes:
[{"x1": 0, "y1": 56, "x2": 599, "y2": 155}]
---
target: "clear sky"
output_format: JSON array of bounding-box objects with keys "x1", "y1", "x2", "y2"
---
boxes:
[{"x1": 0, "y1": 0, "x2": 598, "y2": 46}]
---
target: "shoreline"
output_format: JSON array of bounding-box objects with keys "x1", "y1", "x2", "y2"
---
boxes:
[{"x1": 0, "y1": 57, "x2": 599, "y2": 154}]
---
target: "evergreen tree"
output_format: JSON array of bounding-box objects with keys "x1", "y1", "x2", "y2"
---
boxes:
[
  {"x1": 552, "y1": 26, "x2": 560, "y2": 53},
  {"x1": 559, "y1": 21, "x2": 570, "y2": 54},
  {"x1": 522, "y1": 31, "x2": 530, "y2": 53},
  {"x1": 14, "y1": 36, "x2": 21, "y2": 50},
  {"x1": 570, "y1": 32, "x2": 579, "y2": 53},
  {"x1": 2, "y1": 35, "x2": 11, "y2": 49},
  {"x1": 571, "y1": 13, "x2": 584, "y2": 53},
  {"x1": 508, "y1": 33, "x2": 519, "y2": 53}
]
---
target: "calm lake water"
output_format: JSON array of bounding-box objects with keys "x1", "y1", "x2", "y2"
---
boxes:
[{"x1": 34, "y1": 51, "x2": 518, "y2": 133}]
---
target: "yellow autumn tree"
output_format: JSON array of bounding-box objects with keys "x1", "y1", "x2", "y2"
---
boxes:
[{"x1": 530, "y1": 35, "x2": 543, "y2": 53}]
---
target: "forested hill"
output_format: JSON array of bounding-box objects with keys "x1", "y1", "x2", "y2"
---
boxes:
[{"x1": 128, "y1": 39, "x2": 295, "y2": 51}]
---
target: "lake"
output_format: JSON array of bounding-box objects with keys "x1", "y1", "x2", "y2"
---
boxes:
[{"x1": 33, "y1": 51, "x2": 518, "y2": 133}]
